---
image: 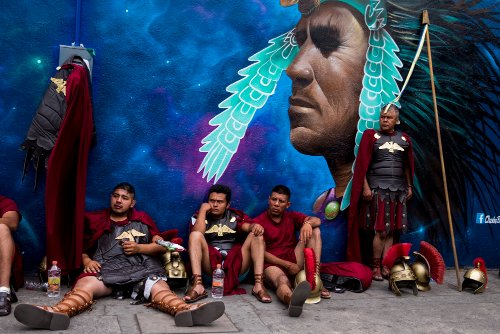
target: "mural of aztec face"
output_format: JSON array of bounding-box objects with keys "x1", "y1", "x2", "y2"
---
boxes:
[{"x1": 198, "y1": 0, "x2": 499, "y2": 261}]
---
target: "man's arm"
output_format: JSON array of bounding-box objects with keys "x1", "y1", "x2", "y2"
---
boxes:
[
  {"x1": 122, "y1": 240, "x2": 166, "y2": 256},
  {"x1": 0, "y1": 211, "x2": 20, "y2": 231},
  {"x1": 299, "y1": 216, "x2": 321, "y2": 244},
  {"x1": 191, "y1": 203, "x2": 211, "y2": 233},
  {"x1": 405, "y1": 166, "x2": 413, "y2": 200},
  {"x1": 241, "y1": 220, "x2": 264, "y2": 236}
]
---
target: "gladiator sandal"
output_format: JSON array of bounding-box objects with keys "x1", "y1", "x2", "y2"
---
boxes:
[
  {"x1": 252, "y1": 273, "x2": 272, "y2": 303},
  {"x1": 184, "y1": 274, "x2": 207, "y2": 303},
  {"x1": 14, "y1": 288, "x2": 93, "y2": 330},
  {"x1": 148, "y1": 289, "x2": 225, "y2": 327},
  {"x1": 372, "y1": 258, "x2": 383, "y2": 281}
]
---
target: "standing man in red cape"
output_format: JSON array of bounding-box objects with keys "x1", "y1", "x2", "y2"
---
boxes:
[
  {"x1": 185, "y1": 184, "x2": 271, "y2": 303},
  {"x1": 347, "y1": 104, "x2": 415, "y2": 281},
  {"x1": 14, "y1": 183, "x2": 224, "y2": 330},
  {"x1": 0, "y1": 195, "x2": 22, "y2": 316}
]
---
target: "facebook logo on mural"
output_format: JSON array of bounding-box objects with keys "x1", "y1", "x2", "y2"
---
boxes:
[{"x1": 475, "y1": 213, "x2": 485, "y2": 224}]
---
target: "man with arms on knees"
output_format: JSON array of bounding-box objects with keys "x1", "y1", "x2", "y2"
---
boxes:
[
  {"x1": 253, "y1": 185, "x2": 330, "y2": 317},
  {"x1": 15, "y1": 182, "x2": 224, "y2": 330},
  {"x1": 185, "y1": 184, "x2": 271, "y2": 303},
  {"x1": 348, "y1": 104, "x2": 414, "y2": 280},
  {"x1": 0, "y1": 195, "x2": 21, "y2": 316}
]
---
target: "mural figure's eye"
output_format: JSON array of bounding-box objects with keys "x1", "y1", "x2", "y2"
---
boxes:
[
  {"x1": 311, "y1": 26, "x2": 341, "y2": 57},
  {"x1": 294, "y1": 29, "x2": 307, "y2": 47}
]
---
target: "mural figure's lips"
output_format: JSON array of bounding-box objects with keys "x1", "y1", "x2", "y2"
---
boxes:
[{"x1": 288, "y1": 95, "x2": 316, "y2": 128}]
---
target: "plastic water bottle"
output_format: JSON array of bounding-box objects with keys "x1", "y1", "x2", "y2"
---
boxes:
[
  {"x1": 211, "y1": 264, "x2": 224, "y2": 298},
  {"x1": 47, "y1": 260, "x2": 61, "y2": 297}
]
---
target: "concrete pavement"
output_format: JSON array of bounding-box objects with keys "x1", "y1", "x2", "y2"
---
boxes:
[{"x1": 2, "y1": 269, "x2": 499, "y2": 333}]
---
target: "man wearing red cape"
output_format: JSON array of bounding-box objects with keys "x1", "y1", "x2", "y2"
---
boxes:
[
  {"x1": 185, "y1": 184, "x2": 271, "y2": 303},
  {"x1": 14, "y1": 183, "x2": 224, "y2": 330},
  {"x1": 347, "y1": 104, "x2": 415, "y2": 281}
]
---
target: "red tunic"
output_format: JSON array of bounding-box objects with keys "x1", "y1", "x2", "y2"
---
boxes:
[
  {"x1": 0, "y1": 196, "x2": 21, "y2": 219},
  {"x1": 253, "y1": 210, "x2": 307, "y2": 269}
]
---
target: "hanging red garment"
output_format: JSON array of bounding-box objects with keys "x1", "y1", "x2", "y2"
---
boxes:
[{"x1": 45, "y1": 64, "x2": 94, "y2": 274}]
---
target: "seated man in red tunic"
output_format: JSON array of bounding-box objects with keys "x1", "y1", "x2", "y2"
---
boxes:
[
  {"x1": 0, "y1": 195, "x2": 22, "y2": 316},
  {"x1": 253, "y1": 185, "x2": 330, "y2": 317},
  {"x1": 14, "y1": 183, "x2": 224, "y2": 330},
  {"x1": 184, "y1": 184, "x2": 271, "y2": 303}
]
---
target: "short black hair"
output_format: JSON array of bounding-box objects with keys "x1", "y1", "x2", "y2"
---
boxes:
[
  {"x1": 208, "y1": 184, "x2": 232, "y2": 203},
  {"x1": 271, "y1": 185, "x2": 291, "y2": 199},
  {"x1": 112, "y1": 182, "x2": 136, "y2": 198}
]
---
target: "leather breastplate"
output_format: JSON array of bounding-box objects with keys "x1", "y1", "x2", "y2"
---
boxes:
[
  {"x1": 204, "y1": 210, "x2": 239, "y2": 251},
  {"x1": 367, "y1": 131, "x2": 409, "y2": 191},
  {"x1": 93, "y1": 220, "x2": 164, "y2": 285}
]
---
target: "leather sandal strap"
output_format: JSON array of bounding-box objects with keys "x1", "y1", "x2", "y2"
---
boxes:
[
  {"x1": 254, "y1": 273, "x2": 264, "y2": 284},
  {"x1": 148, "y1": 290, "x2": 189, "y2": 316},
  {"x1": 52, "y1": 288, "x2": 94, "y2": 317},
  {"x1": 190, "y1": 274, "x2": 203, "y2": 286}
]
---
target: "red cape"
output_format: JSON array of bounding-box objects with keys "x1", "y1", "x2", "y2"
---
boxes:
[
  {"x1": 347, "y1": 129, "x2": 414, "y2": 262},
  {"x1": 44, "y1": 64, "x2": 94, "y2": 273},
  {"x1": 83, "y1": 208, "x2": 160, "y2": 252}
]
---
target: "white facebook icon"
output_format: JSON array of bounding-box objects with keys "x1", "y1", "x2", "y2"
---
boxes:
[{"x1": 476, "y1": 213, "x2": 485, "y2": 224}]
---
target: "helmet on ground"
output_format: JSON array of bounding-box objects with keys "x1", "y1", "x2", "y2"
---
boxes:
[
  {"x1": 411, "y1": 252, "x2": 431, "y2": 291},
  {"x1": 295, "y1": 269, "x2": 323, "y2": 304},
  {"x1": 462, "y1": 262, "x2": 487, "y2": 294},
  {"x1": 389, "y1": 256, "x2": 418, "y2": 296}
]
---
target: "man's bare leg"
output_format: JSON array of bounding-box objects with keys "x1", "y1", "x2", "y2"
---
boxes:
[
  {"x1": 372, "y1": 231, "x2": 387, "y2": 280},
  {"x1": 381, "y1": 232, "x2": 394, "y2": 277},
  {"x1": 184, "y1": 231, "x2": 211, "y2": 302},
  {"x1": 240, "y1": 233, "x2": 271, "y2": 302},
  {"x1": 14, "y1": 276, "x2": 109, "y2": 330},
  {"x1": 264, "y1": 266, "x2": 310, "y2": 316},
  {"x1": 0, "y1": 224, "x2": 14, "y2": 289}
]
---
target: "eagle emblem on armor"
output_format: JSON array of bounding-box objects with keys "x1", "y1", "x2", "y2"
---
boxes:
[
  {"x1": 50, "y1": 77, "x2": 67, "y2": 96},
  {"x1": 379, "y1": 141, "x2": 405, "y2": 153},
  {"x1": 205, "y1": 224, "x2": 237, "y2": 236},
  {"x1": 115, "y1": 229, "x2": 146, "y2": 241}
]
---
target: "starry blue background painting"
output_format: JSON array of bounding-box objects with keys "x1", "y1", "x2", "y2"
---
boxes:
[{"x1": 0, "y1": 1, "x2": 498, "y2": 271}]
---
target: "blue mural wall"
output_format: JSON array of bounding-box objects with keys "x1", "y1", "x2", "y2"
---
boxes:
[{"x1": 0, "y1": 0, "x2": 498, "y2": 271}]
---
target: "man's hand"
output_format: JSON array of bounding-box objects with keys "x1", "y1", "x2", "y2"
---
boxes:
[
  {"x1": 250, "y1": 223, "x2": 264, "y2": 236},
  {"x1": 199, "y1": 202, "x2": 212, "y2": 214},
  {"x1": 407, "y1": 186, "x2": 413, "y2": 200},
  {"x1": 299, "y1": 222, "x2": 313, "y2": 243},
  {"x1": 84, "y1": 260, "x2": 101, "y2": 273},
  {"x1": 122, "y1": 240, "x2": 141, "y2": 255},
  {"x1": 286, "y1": 262, "x2": 301, "y2": 276},
  {"x1": 362, "y1": 187, "x2": 372, "y2": 201}
]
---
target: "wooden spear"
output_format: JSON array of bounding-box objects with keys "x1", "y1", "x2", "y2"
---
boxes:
[{"x1": 422, "y1": 10, "x2": 461, "y2": 291}]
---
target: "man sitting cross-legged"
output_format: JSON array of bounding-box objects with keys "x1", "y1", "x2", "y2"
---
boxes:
[{"x1": 14, "y1": 182, "x2": 224, "y2": 330}]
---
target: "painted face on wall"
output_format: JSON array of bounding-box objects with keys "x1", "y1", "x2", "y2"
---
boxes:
[{"x1": 286, "y1": 2, "x2": 368, "y2": 167}]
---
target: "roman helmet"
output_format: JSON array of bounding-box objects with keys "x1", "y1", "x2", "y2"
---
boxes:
[
  {"x1": 389, "y1": 256, "x2": 418, "y2": 296},
  {"x1": 411, "y1": 252, "x2": 431, "y2": 291},
  {"x1": 295, "y1": 269, "x2": 323, "y2": 304},
  {"x1": 462, "y1": 259, "x2": 487, "y2": 294},
  {"x1": 162, "y1": 251, "x2": 187, "y2": 289}
]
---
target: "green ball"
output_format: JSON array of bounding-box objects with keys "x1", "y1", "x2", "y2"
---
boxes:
[{"x1": 324, "y1": 201, "x2": 340, "y2": 220}]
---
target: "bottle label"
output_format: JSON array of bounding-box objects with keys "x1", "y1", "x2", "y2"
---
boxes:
[
  {"x1": 48, "y1": 277, "x2": 60, "y2": 285},
  {"x1": 212, "y1": 280, "x2": 223, "y2": 287}
]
